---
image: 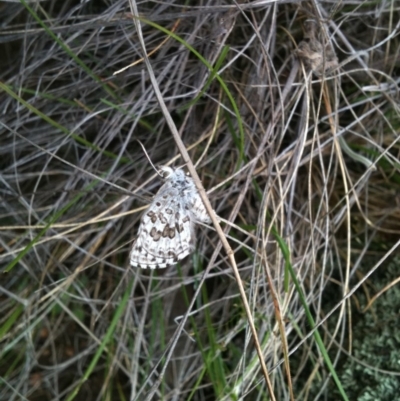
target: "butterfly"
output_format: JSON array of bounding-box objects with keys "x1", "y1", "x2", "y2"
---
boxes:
[{"x1": 130, "y1": 166, "x2": 211, "y2": 268}]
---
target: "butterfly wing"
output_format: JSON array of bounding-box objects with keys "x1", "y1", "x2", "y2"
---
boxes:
[
  {"x1": 187, "y1": 191, "x2": 212, "y2": 224},
  {"x1": 130, "y1": 187, "x2": 194, "y2": 269}
]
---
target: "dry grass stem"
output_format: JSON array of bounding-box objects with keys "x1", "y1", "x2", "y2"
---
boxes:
[{"x1": 1, "y1": 1, "x2": 399, "y2": 400}]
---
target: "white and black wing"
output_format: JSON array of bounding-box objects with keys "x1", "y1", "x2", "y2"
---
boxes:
[{"x1": 130, "y1": 187, "x2": 194, "y2": 269}]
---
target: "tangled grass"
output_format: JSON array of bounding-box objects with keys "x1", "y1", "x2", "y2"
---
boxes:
[{"x1": 1, "y1": 1, "x2": 399, "y2": 400}]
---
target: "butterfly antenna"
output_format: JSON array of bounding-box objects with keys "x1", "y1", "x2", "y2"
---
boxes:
[{"x1": 137, "y1": 140, "x2": 163, "y2": 177}]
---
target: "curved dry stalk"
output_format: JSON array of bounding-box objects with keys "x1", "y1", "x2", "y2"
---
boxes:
[{"x1": 128, "y1": 0, "x2": 275, "y2": 398}]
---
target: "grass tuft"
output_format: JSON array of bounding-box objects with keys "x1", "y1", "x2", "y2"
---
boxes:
[{"x1": 1, "y1": 1, "x2": 399, "y2": 400}]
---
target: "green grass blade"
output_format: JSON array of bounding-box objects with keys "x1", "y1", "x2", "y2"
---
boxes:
[
  {"x1": 65, "y1": 278, "x2": 133, "y2": 401},
  {"x1": 19, "y1": 0, "x2": 119, "y2": 100}
]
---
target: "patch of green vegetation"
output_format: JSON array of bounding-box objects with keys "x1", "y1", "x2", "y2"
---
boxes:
[{"x1": 334, "y1": 258, "x2": 400, "y2": 401}]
